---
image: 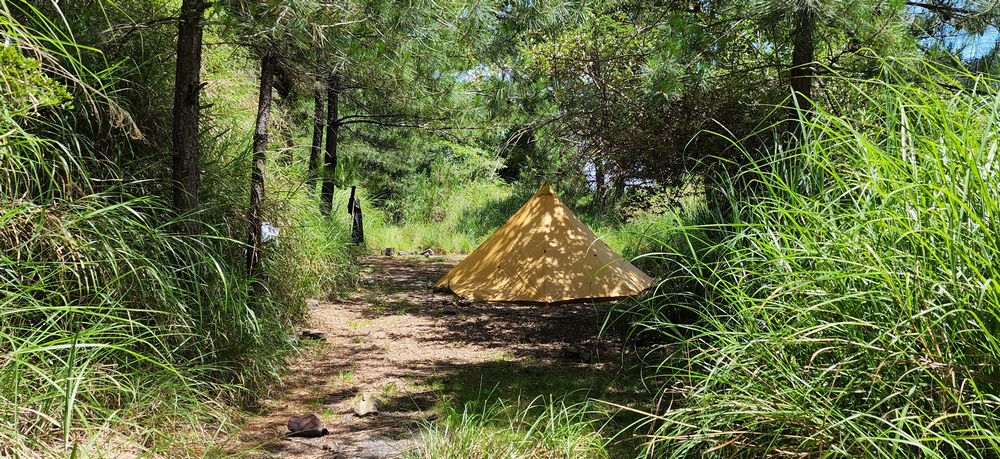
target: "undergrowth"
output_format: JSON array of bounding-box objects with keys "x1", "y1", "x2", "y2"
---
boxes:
[
  {"x1": 0, "y1": 3, "x2": 355, "y2": 456},
  {"x1": 620, "y1": 61, "x2": 1000, "y2": 458},
  {"x1": 409, "y1": 60, "x2": 1000, "y2": 459},
  {"x1": 364, "y1": 178, "x2": 522, "y2": 253}
]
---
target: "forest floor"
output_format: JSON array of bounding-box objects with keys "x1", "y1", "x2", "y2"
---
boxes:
[{"x1": 229, "y1": 254, "x2": 643, "y2": 458}]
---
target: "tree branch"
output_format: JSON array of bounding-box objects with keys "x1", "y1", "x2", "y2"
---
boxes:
[{"x1": 906, "y1": 1, "x2": 976, "y2": 18}]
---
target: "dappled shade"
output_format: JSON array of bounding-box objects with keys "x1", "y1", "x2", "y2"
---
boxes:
[{"x1": 436, "y1": 182, "x2": 653, "y2": 303}]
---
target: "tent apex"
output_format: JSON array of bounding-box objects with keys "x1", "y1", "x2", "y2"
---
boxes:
[{"x1": 535, "y1": 181, "x2": 554, "y2": 196}]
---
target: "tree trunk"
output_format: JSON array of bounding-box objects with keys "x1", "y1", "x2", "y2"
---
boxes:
[
  {"x1": 789, "y1": 6, "x2": 815, "y2": 120},
  {"x1": 594, "y1": 158, "x2": 607, "y2": 207},
  {"x1": 612, "y1": 161, "x2": 625, "y2": 204},
  {"x1": 172, "y1": 0, "x2": 209, "y2": 235},
  {"x1": 247, "y1": 48, "x2": 276, "y2": 292},
  {"x1": 308, "y1": 80, "x2": 326, "y2": 190},
  {"x1": 320, "y1": 72, "x2": 340, "y2": 216}
]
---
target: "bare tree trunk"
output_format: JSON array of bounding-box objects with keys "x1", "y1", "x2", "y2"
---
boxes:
[
  {"x1": 247, "y1": 48, "x2": 276, "y2": 293},
  {"x1": 789, "y1": 6, "x2": 815, "y2": 120},
  {"x1": 320, "y1": 72, "x2": 340, "y2": 216},
  {"x1": 612, "y1": 161, "x2": 625, "y2": 204},
  {"x1": 172, "y1": 0, "x2": 209, "y2": 235},
  {"x1": 308, "y1": 80, "x2": 326, "y2": 190},
  {"x1": 594, "y1": 158, "x2": 607, "y2": 207}
]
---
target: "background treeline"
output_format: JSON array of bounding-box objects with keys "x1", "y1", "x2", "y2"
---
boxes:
[{"x1": 3, "y1": 0, "x2": 1000, "y2": 457}]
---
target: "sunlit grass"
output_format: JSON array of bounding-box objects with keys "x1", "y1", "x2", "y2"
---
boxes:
[
  {"x1": 406, "y1": 60, "x2": 1000, "y2": 459},
  {"x1": 364, "y1": 179, "x2": 518, "y2": 253},
  {"x1": 411, "y1": 394, "x2": 614, "y2": 459},
  {"x1": 619, "y1": 60, "x2": 1000, "y2": 458},
  {"x1": 0, "y1": 3, "x2": 358, "y2": 456}
]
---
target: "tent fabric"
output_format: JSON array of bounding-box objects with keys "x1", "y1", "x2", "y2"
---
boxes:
[{"x1": 435, "y1": 182, "x2": 654, "y2": 303}]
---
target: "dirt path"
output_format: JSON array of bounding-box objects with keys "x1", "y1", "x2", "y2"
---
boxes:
[{"x1": 234, "y1": 254, "x2": 627, "y2": 458}]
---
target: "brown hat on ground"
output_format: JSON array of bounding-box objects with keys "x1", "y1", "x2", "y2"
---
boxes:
[{"x1": 287, "y1": 413, "x2": 328, "y2": 437}]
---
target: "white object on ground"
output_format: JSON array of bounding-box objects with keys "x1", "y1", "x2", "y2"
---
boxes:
[{"x1": 262, "y1": 221, "x2": 280, "y2": 247}]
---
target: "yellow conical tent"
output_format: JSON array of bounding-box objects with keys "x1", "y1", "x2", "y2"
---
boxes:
[{"x1": 435, "y1": 182, "x2": 653, "y2": 303}]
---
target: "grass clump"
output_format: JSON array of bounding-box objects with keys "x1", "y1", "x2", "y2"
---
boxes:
[
  {"x1": 620, "y1": 61, "x2": 1000, "y2": 458},
  {"x1": 0, "y1": 165, "x2": 282, "y2": 456},
  {"x1": 411, "y1": 394, "x2": 613, "y2": 459}
]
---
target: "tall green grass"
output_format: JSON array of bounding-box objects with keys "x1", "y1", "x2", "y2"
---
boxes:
[
  {"x1": 365, "y1": 178, "x2": 523, "y2": 253},
  {"x1": 0, "y1": 4, "x2": 356, "y2": 456},
  {"x1": 262, "y1": 160, "x2": 360, "y2": 303},
  {"x1": 0, "y1": 126, "x2": 271, "y2": 456},
  {"x1": 364, "y1": 174, "x2": 651, "y2": 255},
  {"x1": 621, "y1": 62, "x2": 1000, "y2": 458}
]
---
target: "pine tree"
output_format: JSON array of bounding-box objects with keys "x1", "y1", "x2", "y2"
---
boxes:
[{"x1": 172, "y1": 0, "x2": 211, "y2": 235}]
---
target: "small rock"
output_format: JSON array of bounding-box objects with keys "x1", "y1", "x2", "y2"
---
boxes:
[
  {"x1": 399, "y1": 250, "x2": 409, "y2": 256},
  {"x1": 457, "y1": 299, "x2": 473, "y2": 307},
  {"x1": 431, "y1": 285, "x2": 450, "y2": 293},
  {"x1": 441, "y1": 299, "x2": 455, "y2": 306},
  {"x1": 563, "y1": 346, "x2": 581, "y2": 359},
  {"x1": 299, "y1": 330, "x2": 326, "y2": 341},
  {"x1": 421, "y1": 248, "x2": 434, "y2": 257},
  {"x1": 382, "y1": 247, "x2": 395, "y2": 256},
  {"x1": 354, "y1": 392, "x2": 380, "y2": 416},
  {"x1": 442, "y1": 306, "x2": 458, "y2": 315},
  {"x1": 306, "y1": 299, "x2": 320, "y2": 310}
]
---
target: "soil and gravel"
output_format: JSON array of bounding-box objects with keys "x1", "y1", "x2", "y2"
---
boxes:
[{"x1": 232, "y1": 254, "x2": 630, "y2": 458}]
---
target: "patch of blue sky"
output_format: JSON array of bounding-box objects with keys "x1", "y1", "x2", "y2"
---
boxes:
[{"x1": 951, "y1": 26, "x2": 999, "y2": 60}]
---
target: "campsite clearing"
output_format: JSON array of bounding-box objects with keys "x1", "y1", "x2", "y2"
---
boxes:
[{"x1": 231, "y1": 254, "x2": 645, "y2": 458}]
